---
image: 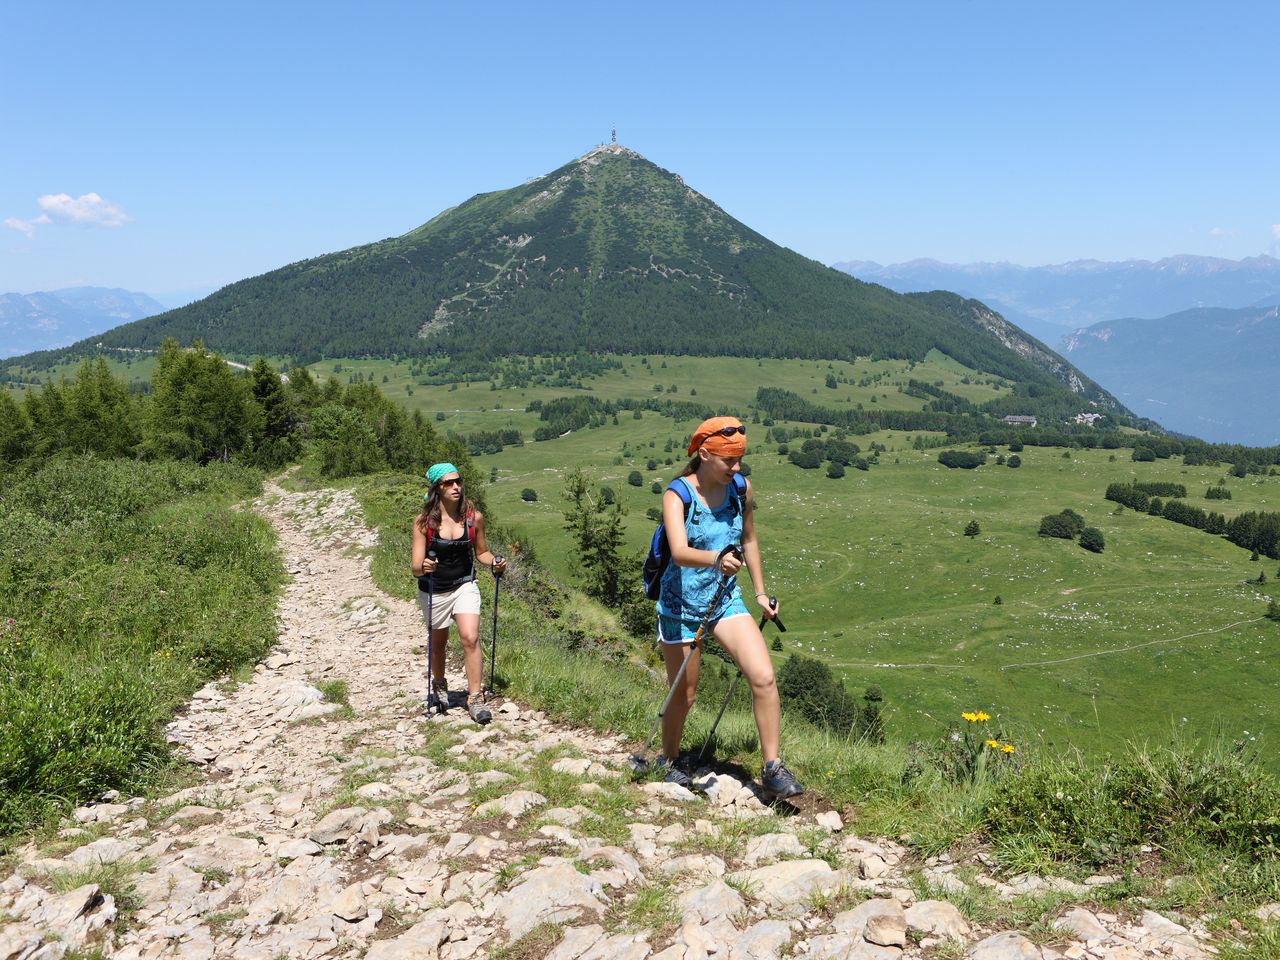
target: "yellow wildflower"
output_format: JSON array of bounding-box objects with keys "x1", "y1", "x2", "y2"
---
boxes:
[
  {"x1": 985, "y1": 739, "x2": 1000, "y2": 749},
  {"x1": 1001, "y1": 744, "x2": 1015, "y2": 753},
  {"x1": 975, "y1": 711, "x2": 991, "y2": 722},
  {"x1": 961, "y1": 712, "x2": 979, "y2": 722}
]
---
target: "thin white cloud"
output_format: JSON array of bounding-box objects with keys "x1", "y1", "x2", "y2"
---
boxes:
[
  {"x1": 37, "y1": 192, "x2": 130, "y2": 227},
  {"x1": 1272, "y1": 224, "x2": 1280, "y2": 241},
  {"x1": 3, "y1": 214, "x2": 51, "y2": 236},
  {"x1": 1207, "y1": 226, "x2": 1228, "y2": 237}
]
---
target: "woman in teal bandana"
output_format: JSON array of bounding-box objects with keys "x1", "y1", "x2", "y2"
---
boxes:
[{"x1": 411, "y1": 462, "x2": 508, "y2": 723}]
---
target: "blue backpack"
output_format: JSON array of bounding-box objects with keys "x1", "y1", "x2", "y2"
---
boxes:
[{"x1": 642, "y1": 474, "x2": 747, "y2": 601}]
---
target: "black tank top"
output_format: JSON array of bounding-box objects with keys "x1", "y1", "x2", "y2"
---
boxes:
[{"x1": 419, "y1": 531, "x2": 474, "y2": 592}]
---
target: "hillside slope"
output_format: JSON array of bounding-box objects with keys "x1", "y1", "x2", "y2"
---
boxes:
[
  {"x1": 32, "y1": 145, "x2": 1123, "y2": 417},
  {"x1": 1062, "y1": 303, "x2": 1280, "y2": 445},
  {"x1": 0, "y1": 481, "x2": 1229, "y2": 959},
  {"x1": 835, "y1": 255, "x2": 1280, "y2": 342}
]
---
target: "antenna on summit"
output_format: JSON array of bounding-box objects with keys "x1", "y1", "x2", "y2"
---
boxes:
[{"x1": 611, "y1": 126, "x2": 617, "y2": 144}]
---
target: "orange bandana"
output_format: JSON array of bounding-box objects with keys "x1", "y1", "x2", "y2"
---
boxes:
[{"x1": 687, "y1": 416, "x2": 747, "y2": 457}]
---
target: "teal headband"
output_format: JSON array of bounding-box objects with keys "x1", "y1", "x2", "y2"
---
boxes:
[{"x1": 426, "y1": 462, "x2": 459, "y2": 487}]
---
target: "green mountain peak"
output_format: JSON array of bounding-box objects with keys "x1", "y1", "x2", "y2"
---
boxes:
[{"x1": 46, "y1": 145, "x2": 1125, "y2": 418}]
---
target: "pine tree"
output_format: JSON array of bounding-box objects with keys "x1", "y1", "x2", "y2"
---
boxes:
[
  {"x1": 964, "y1": 520, "x2": 981, "y2": 538},
  {"x1": 0, "y1": 390, "x2": 33, "y2": 467}
]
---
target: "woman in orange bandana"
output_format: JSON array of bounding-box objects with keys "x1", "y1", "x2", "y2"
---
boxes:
[{"x1": 653, "y1": 416, "x2": 803, "y2": 799}]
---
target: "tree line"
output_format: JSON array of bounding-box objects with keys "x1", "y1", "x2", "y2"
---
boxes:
[{"x1": 0, "y1": 340, "x2": 478, "y2": 495}]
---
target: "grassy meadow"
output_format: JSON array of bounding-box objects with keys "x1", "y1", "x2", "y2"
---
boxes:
[{"x1": 317, "y1": 352, "x2": 1278, "y2": 764}]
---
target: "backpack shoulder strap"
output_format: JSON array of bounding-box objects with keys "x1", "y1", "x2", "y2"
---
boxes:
[
  {"x1": 668, "y1": 478, "x2": 694, "y2": 520},
  {"x1": 464, "y1": 506, "x2": 476, "y2": 545}
]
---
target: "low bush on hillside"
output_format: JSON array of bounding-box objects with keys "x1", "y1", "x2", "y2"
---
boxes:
[
  {"x1": 0, "y1": 455, "x2": 280, "y2": 833},
  {"x1": 1079, "y1": 526, "x2": 1105, "y2": 553},
  {"x1": 938, "y1": 450, "x2": 987, "y2": 469},
  {"x1": 1039, "y1": 509, "x2": 1084, "y2": 539},
  {"x1": 987, "y1": 739, "x2": 1280, "y2": 868}
]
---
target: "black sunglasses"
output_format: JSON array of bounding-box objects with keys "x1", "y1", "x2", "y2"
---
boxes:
[
  {"x1": 439, "y1": 477, "x2": 463, "y2": 488},
  {"x1": 711, "y1": 425, "x2": 746, "y2": 437}
]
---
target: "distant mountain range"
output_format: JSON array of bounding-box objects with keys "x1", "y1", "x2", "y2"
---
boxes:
[
  {"x1": 0, "y1": 287, "x2": 166, "y2": 358},
  {"x1": 1061, "y1": 303, "x2": 1280, "y2": 446},
  {"x1": 12, "y1": 144, "x2": 1125, "y2": 427},
  {"x1": 833, "y1": 255, "x2": 1280, "y2": 345}
]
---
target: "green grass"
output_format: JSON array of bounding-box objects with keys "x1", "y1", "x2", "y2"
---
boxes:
[
  {"x1": 0, "y1": 455, "x2": 281, "y2": 835},
  {"x1": 313, "y1": 352, "x2": 1280, "y2": 764}
]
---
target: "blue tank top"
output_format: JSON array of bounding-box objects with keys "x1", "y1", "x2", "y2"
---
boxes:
[{"x1": 656, "y1": 476, "x2": 743, "y2": 623}]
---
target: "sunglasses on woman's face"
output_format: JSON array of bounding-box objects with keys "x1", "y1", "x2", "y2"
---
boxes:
[
  {"x1": 440, "y1": 477, "x2": 463, "y2": 488},
  {"x1": 711, "y1": 425, "x2": 746, "y2": 437}
]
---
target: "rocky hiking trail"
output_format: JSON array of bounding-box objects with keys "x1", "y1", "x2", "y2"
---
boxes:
[{"x1": 1, "y1": 482, "x2": 1256, "y2": 960}]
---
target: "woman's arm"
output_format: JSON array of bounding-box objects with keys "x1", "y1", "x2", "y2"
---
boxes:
[
  {"x1": 741, "y1": 480, "x2": 776, "y2": 617},
  {"x1": 471, "y1": 513, "x2": 508, "y2": 573},
  {"x1": 410, "y1": 521, "x2": 435, "y2": 576}
]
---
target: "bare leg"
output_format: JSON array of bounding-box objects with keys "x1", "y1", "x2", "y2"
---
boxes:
[
  {"x1": 453, "y1": 613, "x2": 484, "y2": 695},
  {"x1": 660, "y1": 642, "x2": 700, "y2": 761},
  {"x1": 429, "y1": 626, "x2": 450, "y2": 682},
  {"x1": 712, "y1": 614, "x2": 781, "y2": 763}
]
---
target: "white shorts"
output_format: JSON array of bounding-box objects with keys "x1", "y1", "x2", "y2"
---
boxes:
[{"x1": 417, "y1": 580, "x2": 481, "y2": 630}]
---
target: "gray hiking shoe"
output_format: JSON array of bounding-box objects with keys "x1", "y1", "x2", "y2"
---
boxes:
[
  {"x1": 425, "y1": 675, "x2": 449, "y2": 713},
  {"x1": 655, "y1": 756, "x2": 694, "y2": 790},
  {"x1": 468, "y1": 694, "x2": 492, "y2": 725},
  {"x1": 761, "y1": 759, "x2": 804, "y2": 799}
]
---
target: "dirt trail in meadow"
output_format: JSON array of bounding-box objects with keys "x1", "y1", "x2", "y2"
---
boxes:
[{"x1": 0, "y1": 481, "x2": 1242, "y2": 960}]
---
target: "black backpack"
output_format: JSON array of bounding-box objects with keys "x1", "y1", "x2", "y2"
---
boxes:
[{"x1": 642, "y1": 474, "x2": 747, "y2": 601}]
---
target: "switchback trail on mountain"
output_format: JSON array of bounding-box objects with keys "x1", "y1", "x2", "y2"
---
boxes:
[{"x1": 0, "y1": 482, "x2": 1236, "y2": 960}]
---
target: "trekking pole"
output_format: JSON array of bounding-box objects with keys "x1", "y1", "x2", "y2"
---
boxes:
[
  {"x1": 486, "y1": 555, "x2": 504, "y2": 700},
  {"x1": 696, "y1": 595, "x2": 783, "y2": 766},
  {"x1": 425, "y1": 550, "x2": 442, "y2": 714},
  {"x1": 630, "y1": 546, "x2": 743, "y2": 771}
]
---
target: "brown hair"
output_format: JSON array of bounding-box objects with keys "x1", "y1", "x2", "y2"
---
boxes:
[{"x1": 415, "y1": 480, "x2": 475, "y2": 536}]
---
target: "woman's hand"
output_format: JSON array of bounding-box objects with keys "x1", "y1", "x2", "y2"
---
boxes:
[
  {"x1": 419, "y1": 556, "x2": 438, "y2": 575},
  {"x1": 756, "y1": 594, "x2": 779, "y2": 620},
  {"x1": 717, "y1": 548, "x2": 744, "y2": 576},
  {"x1": 492, "y1": 555, "x2": 508, "y2": 574}
]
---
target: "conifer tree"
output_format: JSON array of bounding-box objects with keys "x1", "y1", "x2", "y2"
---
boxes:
[{"x1": 0, "y1": 390, "x2": 32, "y2": 467}]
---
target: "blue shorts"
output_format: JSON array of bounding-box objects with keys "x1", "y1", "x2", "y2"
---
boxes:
[{"x1": 657, "y1": 597, "x2": 751, "y2": 644}]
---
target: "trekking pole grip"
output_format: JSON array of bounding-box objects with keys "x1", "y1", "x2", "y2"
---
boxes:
[
  {"x1": 492, "y1": 553, "x2": 505, "y2": 578},
  {"x1": 716, "y1": 544, "x2": 743, "y2": 573}
]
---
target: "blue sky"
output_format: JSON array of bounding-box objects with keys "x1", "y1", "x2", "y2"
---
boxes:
[{"x1": 3, "y1": 1, "x2": 1277, "y2": 303}]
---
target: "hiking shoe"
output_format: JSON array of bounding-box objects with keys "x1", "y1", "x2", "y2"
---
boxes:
[
  {"x1": 424, "y1": 676, "x2": 449, "y2": 713},
  {"x1": 468, "y1": 694, "x2": 492, "y2": 725},
  {"x1": 761, "y1": 759, "x2": 804, "y2": 799},
  {"x1": 655, "y1": 756, "x2": 694, "y2": 790}
]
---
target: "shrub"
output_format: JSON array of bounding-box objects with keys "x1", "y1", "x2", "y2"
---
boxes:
[
  {"x1": 776, "y1": 655, "x2": 884, "y2": 742},
  {"x1": 1007, "y1": 455, "x2": 1021, "y2": 468},
  {"x1": 938, "y1": 450, "x2": 987, "y2": 469},
  {"x1": 627, "y1": 470, "x2": 644, "y2": 487},
  {"x1": 826, "y1": 462, "x2": 845, "y2": 479},
  {"x1": 790, "y1": 449, "x2": 822, "y2": 469},
  {"x1": 964, "y1": 520, "x2": 981, "y2": 537},
  {"x1": 1039, "y1": 511, "x2": 1083, "y2": 539},
  {"x1": 1205, "y1": 487, "x2": 1232, "y2": 500},
  {"x1": 1079, "y1": 527, "x2": 1105, "y2": 553},
  {"x1": 985, "y1": 740, "x2": 1280, "y2": 867},
  {"x1": 650, "y1": 481, "x2": 662, "y2": 494},
  {"x1": 1009, "y1": 439, "x2": 1024, "y2": 452},
  {"x1": 520, "y1": 488, "x2": 538, "y2": 502},
  {"x1": 1132, "y1": 447, "x2": 1156, "y2": 462}
]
